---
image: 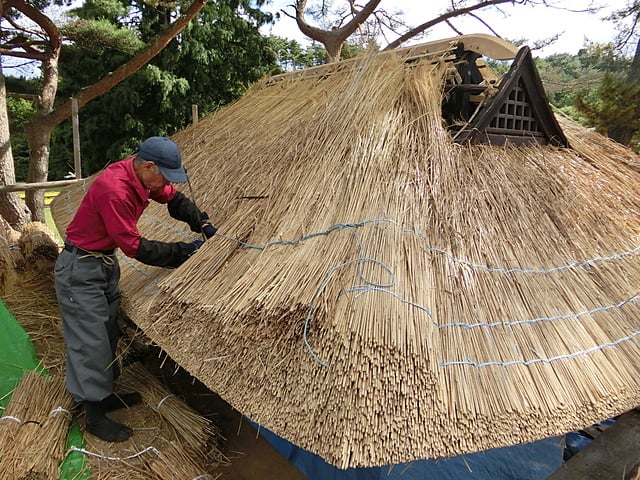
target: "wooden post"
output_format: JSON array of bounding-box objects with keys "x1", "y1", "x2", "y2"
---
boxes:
[
  {"x1": 192, "y1": 104, "x2": 198, "y2": 125},
  {"x1": 72, "y1": 98, "x2": 82, "y2": 179}
]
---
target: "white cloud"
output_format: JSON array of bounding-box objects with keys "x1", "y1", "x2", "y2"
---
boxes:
[{"x1": 261, "y1": 0, "x2": 629, "y2": 56}]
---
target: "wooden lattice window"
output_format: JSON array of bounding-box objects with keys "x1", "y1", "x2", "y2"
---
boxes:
[
  {"x1": 487, "y1": 83, "x2": 544, "y2": 137},
  {"x1": 451, "y1": 46, "x2": 568, "y2": 147}
]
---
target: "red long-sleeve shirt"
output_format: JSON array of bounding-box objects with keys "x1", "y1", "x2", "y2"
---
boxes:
[{"x1": 65, "y1": 157, "x2": 177, "y2": 258}]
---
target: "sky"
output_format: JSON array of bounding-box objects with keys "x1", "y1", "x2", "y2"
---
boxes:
[{"x1": 260, "y1": 0, "x2": 633, "y2": 57}]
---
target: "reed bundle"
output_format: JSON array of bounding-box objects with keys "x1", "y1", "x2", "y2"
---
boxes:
[
  {"x1": 91, "y1": 465, "x2": 152, "y2": 480},
  {"x1": 87, "y1": 442, "x2": 161, "y2": 480},
  {"x1": 18, "y1": 221, "x2": 59, "y2": 263},
  {"x1": 0, "y1": 374, "x2": 32, "y2": 456},
  {"x1": 86, "y1": 442, "x2": 216, "y2": 480},
  {"x1": 3, "y1": 272, "x2": 66, "y2": 376},
  {"x1": 119, "y1": 362, "x2": 217, "y2": 458},
  {"x1": 51, "y1": 46, "x2": 640, "y2": 468},
  {"x1": 0, "y1": 371, "x2": 74, "y2": 479},
  {"x1": 148, "y1": 442, "x2": 217, "y2": 480}
]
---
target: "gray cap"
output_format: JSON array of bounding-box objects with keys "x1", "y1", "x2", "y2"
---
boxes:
[{"x1": 138, "y1": 136, "x2": 188, "y2": 183}]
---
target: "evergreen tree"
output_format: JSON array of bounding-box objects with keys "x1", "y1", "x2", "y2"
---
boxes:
[
  {"x1": 2, "y1": 0, "x2": 210, "y2": 222},
  {"x1": 56, "y1": 0, "x2": 278, "y2": 174}
]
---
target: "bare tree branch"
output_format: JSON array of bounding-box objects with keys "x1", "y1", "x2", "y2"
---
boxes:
[
  {"x1": 466, "y1": 11, "x2": 501, "y2": 37},
  {"x1": 383, "y1": 0, "x2": 526, "y2": 51},
  {"x1": 3, "y1": 0, "x2": 62, "y2": 52},
  {"x1": 294, "y1": 0, "x2": 383, "y2": 61},
  {"x1": 0, "y1": 47, "x2": 48, "y2": 61},
  {"x1": 31, "y1": 0, "x2": 208, "y2": 130}
]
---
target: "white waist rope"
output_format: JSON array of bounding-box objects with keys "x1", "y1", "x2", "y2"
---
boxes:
[{"x1": 78, "y1": 252, "x2": 115, "y2": 266}]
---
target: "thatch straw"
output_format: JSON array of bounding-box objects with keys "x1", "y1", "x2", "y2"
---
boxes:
[
  {"x1": 3, "y1": 271, "x2": 67, "y2": 376},
  {"x1": 83, "y1": 442, "x2": 218, "y2": 480},
  {"x1": 147, "y1": 442, "x2": 217, "y2": 480},
  {"x1": 19, "y1": 222, "x2": 60, "y2": 264},
  {"x1": 119, "y1": 363, "x2": 217, "y2": 458},
  {"x1": 625, "y1": 462, "x2": 640, "y2": 480},
  {"x1": 79, "y1": 364, "x2": 223, "y2": 480},
  {"x1": 85, "y1": 441, "x2": 163, "y2": 480},
  {"x1": 0, "y1": 373, "x2": 32, "y2": 451},
  {"x1": 91, "y1": 464, "x2": 153, "y2": 480},
  {"x1": 0, "y1": 214, "x2": 22, "y2": 245},
  {"x1": 0, "y1": 371, "x2": 74, "y2": 479},
  {"x1": 51, "y1": 44, "x2": 640, "y2": 468}
]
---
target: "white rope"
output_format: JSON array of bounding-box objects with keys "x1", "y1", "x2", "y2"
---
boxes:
[
  {"x1": 66, "y1": 445, "x2": 160, "y2": 461},
  {"x1": 49, "y1": 407, "x2": 72, "y2": 419},
  {"x1": 0, "y1": 415, "x2": 21, "y2": 423},
  {"x1": 67, "y1": 444, "x2": 213, "y2": 480},
  {"x1": 77, "y1": 252, "x2": 115, "y2": 266},
  {"x1": 151, "y1": 394, "x2": 175, "y2": 412}
]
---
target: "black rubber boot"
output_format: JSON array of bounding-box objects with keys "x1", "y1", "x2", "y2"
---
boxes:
[
  {"x1": 101, "y1": 392, "x2": 142, "y2": 412},
  {"x1": 84, "y1": 401, "x2": 133, "y2": 442}
]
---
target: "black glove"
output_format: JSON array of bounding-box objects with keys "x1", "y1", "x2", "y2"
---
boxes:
[
  {"x1": 136, "y1": 237, "x2": 204, "y2": 268},
  {"x1": 167, "y1": 191, "x2": 210, "y2": 233},
  {"x1": 202, "y1": 223, "x2": 217, "y2": 239},
  {"x1": 186, "y1": 239, "x2": 204, "y2": 255}
]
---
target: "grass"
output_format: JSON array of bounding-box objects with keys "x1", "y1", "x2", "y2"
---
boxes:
[
  {"x1": 16, "y1": 189, "x2": 64, "y2": 245},
  {"x1": 44, "y1": 206, "x2": 63, "y2": 245}
]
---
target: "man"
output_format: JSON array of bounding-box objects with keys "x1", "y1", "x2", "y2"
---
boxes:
[{"x1": 54, "y1": 136, "x2": 216, "y2": 442}]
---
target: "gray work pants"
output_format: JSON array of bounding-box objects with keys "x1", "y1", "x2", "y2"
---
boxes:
[{"x1": 54, "y1": 247, "x2": 121, "y2": 403}]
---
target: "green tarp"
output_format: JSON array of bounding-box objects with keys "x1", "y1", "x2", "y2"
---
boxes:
[{"x1": 0, "y1": 298, "x2": 89, "y2": 479}]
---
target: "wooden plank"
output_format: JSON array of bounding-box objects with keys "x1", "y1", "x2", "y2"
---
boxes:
[
  {"x1": 548, "y1": 408, "x2": 640, "y2": 480},
  {"x1": 0, "y1": 179, "x2": 80, "y2": 193}
]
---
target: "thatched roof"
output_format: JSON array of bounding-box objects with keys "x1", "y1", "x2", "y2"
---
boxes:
[{"x1": 52, "y1": 38, "x2": 640, "y2": 469}]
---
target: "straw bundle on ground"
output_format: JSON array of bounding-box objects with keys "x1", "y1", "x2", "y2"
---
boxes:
[
  {"x1": 0, "y1": 373, "x2": 32, "y2": 454},
  {"x1": 0, "y1": 227, "x2": 17, "y2": 295},
  {"x1": 3, "y1": 272, "x2": 67, "y2": 376},
  {"x1": 0, "y1": 371, "x2": 74, "y2": 479},
  {"x1": 80, "y1": 402, "x2": 174, "y2": 480},
  {"x1": 86, "y1": 440, "x2": 163, "y2": 480},
  {"x1": 147, "y1": 442, "x2": 216, "y2": 480},
  {"x1": 86, "y1": 442, "x2": 216, "y2": 480},
  {"x1": 81, "y1": 364, "x2": 223, "y2": 480},
  {"x1": 51, "y1": 43, "x2": 640, "y2": 468},
  {"x1": 119, "y1": 362, "x2": 218, "y2": 459},
  {"x1": 0, "y1": 214, "x2": 22, "y2": 245}
]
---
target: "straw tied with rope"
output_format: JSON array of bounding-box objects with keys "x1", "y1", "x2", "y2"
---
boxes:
[
  {"x1": 74, "y1": 361, "x2": 223, "y2": 479},
  {"x1": 126, "y1": 214, "x2": 640, "y2": 369},
  {"x1": 62, "y1": 202, "x2": 640, "y2": 368},
  {"x1": 0, "y1": 368, "x2": 220, "y2": 478},
  {"x1": 0, "y1": 372, "x2": 74, "y2": 479}
]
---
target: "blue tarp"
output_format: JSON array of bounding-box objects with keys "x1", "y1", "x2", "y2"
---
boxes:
[{"x1": 257, "y1": 424, "x2": 564, "y2": 480}]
